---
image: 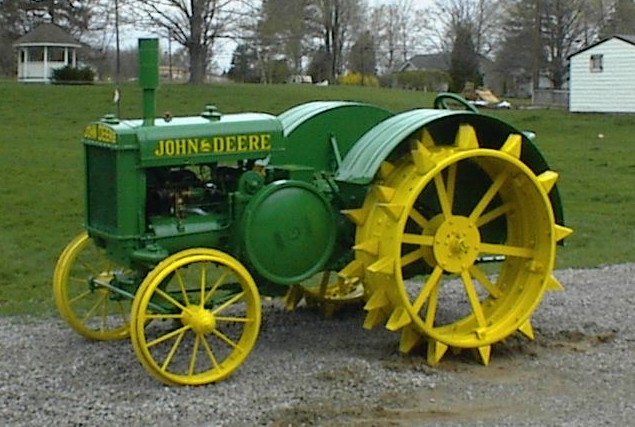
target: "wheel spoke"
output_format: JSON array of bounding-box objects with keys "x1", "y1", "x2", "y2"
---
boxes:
[
  {"x1": 160, "y1": 328, "x2": 186, "y2": 372},
  {"x1": 175, "y1": 270, "x2": 190, "y2": 307},
  {"x1": 469, "y1": 265, "x2": 502, "y2": 299},
  {"x1": 460, "y1": 270, "x2": 487, "y2": 328},
  {"x1": 400, "y1": 248, "x2": 424, "y2": 268},
  {"x1": 408, "y1": 207, "x2": 428, "y2": 229},
  {"x1": 199, "y1": 263, "x2": 207, "y2": 306},
  {"x1": 201, "y1": 335, "x2": 220, "y2": 369},
  {"x1": 145, "y1": 313, "x2": 183, "y2": 320},
  {"x1": 476, "y1": 203, "x2": 512, "y2": 228},
  {"x1": 446, "y1": 163, "x2": 457, "y2": 210},
  {"x1": 215, "y1": 316, "x2": 250, "y2": 323},
  {"x1": 212, "y1": 291, "x2": 245, "y2": 315},
  {"x1": 189, "y1": 334, "x2": 200, "y2": 376},
  {"x1": 402, "y1": 233, "x2": 434, "y2": 246},
  {"x1": 78, "y1": 259, "x2": 101, "y2": 277},
  {"x1": 81, "y1": 291, "x2": 108, "y2": 324},
  {"x1": 203, "y1": 270, "x2": 229, "y2": 306},
  {"x1": 68, "y1": 289, "x2": 92, "y2": 305},
  {"x1": 147, "y1": 324, "x2": 191, "y2": 348},
  {"x1": 155, "y1": 287, "x2": 187, "y2": 311},
  {"x1": 434, "y1": 174, "x2": 453, "y2": 218},
  {"x1": 424, "y1": 275, "x2": 441, "y2": 328},
  {"x1": 413, "y1": 265, "x2": 443, "y2": 313},
  {"x1": 469, "y1": 170, "x2": 510, "y2": 222},
  {"x1": 480, "y1": 242, "x2": 534, "y2": 259},
  {"x1": 212, "y1": 328, "x2": 243, "y2": 352}
]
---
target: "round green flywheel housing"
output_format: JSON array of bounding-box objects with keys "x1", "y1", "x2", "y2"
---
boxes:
[{"x1": 240, "y1": 180, "x2": 337, "y2": 285}]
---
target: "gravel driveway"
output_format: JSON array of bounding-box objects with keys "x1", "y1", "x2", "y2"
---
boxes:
[{"x1": 1, "y1": 264, "x2": 633, "y2": 426}]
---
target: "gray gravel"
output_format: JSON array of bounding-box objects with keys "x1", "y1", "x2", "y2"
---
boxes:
[{"x1": 1, "y1": 264, "x2": 633, "y2": 426}]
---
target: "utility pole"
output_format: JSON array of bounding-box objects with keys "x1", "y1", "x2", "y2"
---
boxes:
[{"x1": 532, "y1": 0, "x2": 542, "y2": 104}]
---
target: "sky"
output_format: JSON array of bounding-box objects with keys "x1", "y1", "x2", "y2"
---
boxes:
[{"x1": 127, "y1": 0, "x2": 439, "y2": 72}]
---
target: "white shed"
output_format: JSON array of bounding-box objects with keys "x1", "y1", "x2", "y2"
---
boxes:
[
  {"x1": 569, "y1": 35, "x2": 635, "y2": 113},
  {"x1": 13, "y1": 23, "x2": 82, "y2": 83}
]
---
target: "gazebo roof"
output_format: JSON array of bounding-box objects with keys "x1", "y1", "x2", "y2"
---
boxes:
[{"x1": 13, "y1": 23, "x2": 81, "y2": 47}]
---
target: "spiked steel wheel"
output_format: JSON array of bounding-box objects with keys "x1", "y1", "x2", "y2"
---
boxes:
[
  {"x1": 53, "y1": 232, "x2": 134, "y2": 341},
  {"x1": 347, "y1": 125, "x2": 572, "y2": 365},
  {"x1": 130, "y1": 249, "x2": 261, "y2": 385}
]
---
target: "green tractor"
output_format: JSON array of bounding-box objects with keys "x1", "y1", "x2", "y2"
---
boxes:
[{"x1": 53, "y1": 39, "x2": 572, "y2": 385}]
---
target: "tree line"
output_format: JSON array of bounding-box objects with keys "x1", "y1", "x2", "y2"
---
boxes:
[{"x1": 1, "y1": 0, "x2": 634, "y2": 93}]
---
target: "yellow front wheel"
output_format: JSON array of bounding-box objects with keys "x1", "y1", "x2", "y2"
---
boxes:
[
  {"x1": 130, "y1": 248, "x2": 261, "y2": 385},
  {"x1": 53, "y1": 232, "x2": 133, "y2": 341}
]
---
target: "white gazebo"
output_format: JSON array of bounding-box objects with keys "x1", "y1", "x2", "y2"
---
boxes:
[{"x1": 13, "y1": 23, "x2": 82, "y2": 83}]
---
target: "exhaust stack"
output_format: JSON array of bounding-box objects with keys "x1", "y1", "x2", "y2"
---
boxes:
[{"x1": 138, "y1": 38, "x2": 159, "y2": 127}]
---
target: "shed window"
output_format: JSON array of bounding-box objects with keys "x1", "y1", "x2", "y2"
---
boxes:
[{"x1": 590, "y1": 54, "x2": 603, "y2": 72}]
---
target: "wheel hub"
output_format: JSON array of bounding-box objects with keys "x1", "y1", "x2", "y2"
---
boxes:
[
  {"x1": 182, "y1": 305, "x2": 216, "y2": 335},
  {"x1": 432, "y1": 216, "x2": 481, "y2": 273}
]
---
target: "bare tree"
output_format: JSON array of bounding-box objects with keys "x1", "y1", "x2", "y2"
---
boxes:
[
  {"x1": 309, "y1": 0, "x2": 364, "y2": 82},
  {"x1": 130, "y1": 0, "x2": 239, "y2": 84},
  {"x1": 370, "y1": 0, "x2": 429, "y2": 73},
  {"x1": 429, "y1": 0, "x2": 502, "y2": 56}
]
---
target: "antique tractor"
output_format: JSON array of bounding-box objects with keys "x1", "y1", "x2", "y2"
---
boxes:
[{"x1": 53, "y1": 39, "x2": 572, "y2": 385}]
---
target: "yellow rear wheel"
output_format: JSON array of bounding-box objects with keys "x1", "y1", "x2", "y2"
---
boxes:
[
  {"x1": 130, "y1": 248, "x2": 261, "y2": 385},
  {"x1": 53, "y1": 232, "x2": 133, "y2": 341},
  {"x1": 352, "y1": 126, "x2": 572, "y2": 364}
]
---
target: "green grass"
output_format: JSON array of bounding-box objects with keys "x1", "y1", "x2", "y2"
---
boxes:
[{"x1": 0, "y1": 81, "x2": 633, "y2": 317}]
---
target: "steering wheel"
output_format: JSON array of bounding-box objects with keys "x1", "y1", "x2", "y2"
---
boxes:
[{"x1": 433, "y1": 92, "x2": 479, "y2": 113}]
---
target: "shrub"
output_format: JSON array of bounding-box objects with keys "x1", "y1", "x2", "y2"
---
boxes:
[
  {"x1": 394, "y1": 70, "x2": 450, "y2": 91},
  {"x1": 51, "y1": 65, "x2": 95, "y2": 84},
  {"x1": 337, "y1": 71, "x2": 379, "y2": 87}
]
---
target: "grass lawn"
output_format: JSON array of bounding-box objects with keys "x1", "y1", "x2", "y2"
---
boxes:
[{"x1": 0, "y1": 81, "x2": 633, "y2": 317}]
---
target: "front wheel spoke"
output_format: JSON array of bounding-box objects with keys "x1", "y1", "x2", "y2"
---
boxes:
[
  {"x1": 160, "y1": 329, "x2": 186, "y2": 372},
  {"x1": 480, "y1": 242, "x2": 534, "y2": 259},
  {"x1": 476, "y1": 203, "x2": 512, "y2": 228},
  {"x1": 81, "y1": 291, "x2": 108, "y2": 324},
  {"x1": 413, "y1": 265, "x2": 443, "y2": 313},
  {"x1": 212, "y1": 329, "x2": 242, "y2": 352},
  {"x1": 461, "y1": 270, "x2": 487, "y2": 328},
  {"x1": 201, "y1": 336, "x2": 220, "y2": 369},
  {"x1": 175, "y1": 270, "x2": 190, "y2": 307},
  {"x1": 77, "y1": 259, "x2": 101, "y2": 277},
  {"x1": 400, "y1": 248, "x2": 424, "y2": 268},
  {"x1": 199, "y1": 264, "x2": 207, "y2": 306},
  {"x1": 215, "y1": 315, "x2": 250, "y2": 323},
  {"x1": 402, "y1": 233, "x2": 434, "y2": 246},
  {"x1": 68, "y1": 289, "x2": 93, "y2": 305},
  {"x1": 154, "y1": 288, "x2": 187, "y2": 311},
  {"x1": 469, "y1": 171, "x2": 510, "y2": 222},
  {"x1": 145, "y1": 313, "x2": 184, "y2": 320},
  {"x1": 212, "y1": 291, "x2": 245, "y2": 316},
  {"x1": 189, "y1": 334, "x2": 201, "y2": 376},
  {"x1": 147, "y1": 324, "x2": 191, "y2": 348},
  {"x1": 203, "y1": 271, "x2": 230, "y2": 306},
  {"x1": 469, "y1": 265, "x2": 503, "y2": 299}
]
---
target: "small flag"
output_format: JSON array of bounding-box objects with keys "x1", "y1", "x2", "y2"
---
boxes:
[{"x1": 113, "y1": 88, "x2": 120, "y2": 104}]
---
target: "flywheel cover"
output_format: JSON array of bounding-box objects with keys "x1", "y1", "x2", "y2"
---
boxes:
[{"x1": 241, "y1": 180, "x2": 336, "y2": 285}]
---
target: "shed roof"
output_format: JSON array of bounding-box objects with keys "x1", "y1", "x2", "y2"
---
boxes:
[
  {"x1": 568, "y1": 34, "x2": 635, "y2": 59},
  {"x1": 13, "y1": 23, "x2": 81, "y2": 47}
]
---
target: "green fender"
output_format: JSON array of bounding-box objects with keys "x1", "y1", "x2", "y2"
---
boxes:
[{"x1": 335, "y1": 109, "x2": 566, "y2": 226}]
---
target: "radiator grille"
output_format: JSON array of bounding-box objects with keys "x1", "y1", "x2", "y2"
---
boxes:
[{"x1": 86, "y1": 145, "x2": 118, "y2": 232}]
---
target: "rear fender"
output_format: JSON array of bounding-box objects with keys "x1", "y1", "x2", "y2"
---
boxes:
[{"x1": 335, "y1": 109, "x2": 565, "y2": 226}]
